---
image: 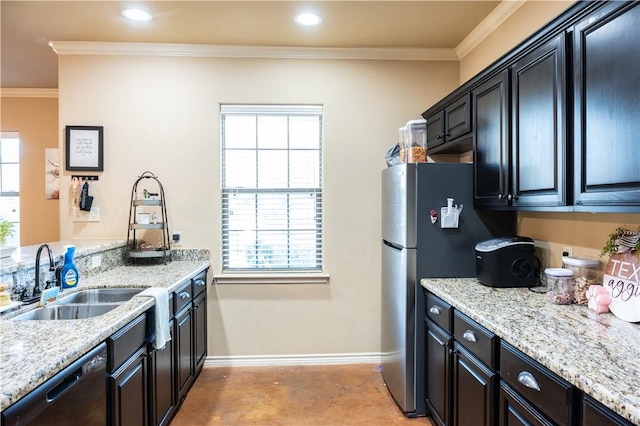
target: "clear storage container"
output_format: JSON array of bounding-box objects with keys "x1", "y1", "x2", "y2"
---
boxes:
[
  {"x1": 561, "y1": 256, "x2": 601, "y2": 305},
  {"x1": 398, "y1": 126, "x2": 408, "y2": 163},
  {"x1": 404, "y1": 119, "x2": 427, "y2": 163},
  {"x1": 545, "y1": 268, "x2": 574, "y2": 305}
]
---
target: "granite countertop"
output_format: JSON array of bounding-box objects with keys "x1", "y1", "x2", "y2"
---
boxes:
[
  {"x1": 0, "y1": 260, "x2": 210, "y2": 411},
  {"x1": 421, "y1": 278, "x2": 640, "y2": 425}
]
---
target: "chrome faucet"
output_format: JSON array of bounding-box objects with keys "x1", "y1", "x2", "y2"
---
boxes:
[{"x1": 32, "y1": 243, "x2": 58, "y2": 298}]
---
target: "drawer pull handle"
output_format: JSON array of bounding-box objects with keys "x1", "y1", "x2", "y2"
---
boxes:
[
  {"x1": 462, "y1": 330, "x2": 477, "y2": 343},
  {"x1": 429, "y1": 306, "x2": 441, "y2": 315},
  {"x1": 194, "y1": 279, "x2": 205, "y2": 286},
  {"x1": 517, "y1": 371, "x2": 541, "y2": 391},
  {"x1": 179, "y1": 292, "x2": 190, "y2": 300}
]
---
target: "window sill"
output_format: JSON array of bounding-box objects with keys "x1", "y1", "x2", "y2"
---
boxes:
[{"x1": 213, "y1": 273, "x2": 330, "y2": 285}]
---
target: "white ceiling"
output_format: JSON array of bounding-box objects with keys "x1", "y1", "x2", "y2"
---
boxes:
[{"x1": 1, "y1": 1, "x2": 506, "y2": 89}]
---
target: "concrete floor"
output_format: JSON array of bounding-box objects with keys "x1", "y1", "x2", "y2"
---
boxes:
[{"x1": 171, "y1": 364, "x2": 435, "y2": 426}]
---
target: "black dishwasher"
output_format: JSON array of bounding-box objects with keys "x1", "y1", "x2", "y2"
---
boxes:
[{"x1": 2, "y1": 343, "x2": 107, "y2": 425}]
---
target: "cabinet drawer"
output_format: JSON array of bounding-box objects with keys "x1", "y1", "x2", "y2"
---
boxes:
[
  {"x1": 500, "y1": 342, "x2": 573, "y2": 425},
  {"x1": 173, "y1": 280, "x2": 193, "y2": 314},
  {"x1": 582, "y1": 394, "x2": 633, "y2": 426},
  {"x1": 191, "y1": 270, "x2": 207, "y2": 297},
  {"x1": 426, "y1": 292, "x2": 452, "y2": 333},
  {"x1": 108, "y1": 313, "x2": 148, "y2": 372},
  {"x1": 453, "y1": 310, "x2": 497, "y2": 369}
]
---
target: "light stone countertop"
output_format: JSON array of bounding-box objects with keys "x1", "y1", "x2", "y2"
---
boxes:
[
  {"x1": 0, "y1": 260, "x2": 210, "y2": 411},
  {"x1": 421, "y1": 278, "x2": 640, "y2": 425}
]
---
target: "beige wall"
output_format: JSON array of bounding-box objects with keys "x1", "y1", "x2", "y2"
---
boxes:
[
  {"x1": 459, "y1": 0, "x2": 575, "y2": 84},
  {"x1": 460, "y1": 0, "x2": 639, "y2": 270},
  {"x1": 58, "y1": 54, "x2": 459, "y2": 357},
  {"x1": 0, "y1": 96, "x2": 60, "y2": 246}
]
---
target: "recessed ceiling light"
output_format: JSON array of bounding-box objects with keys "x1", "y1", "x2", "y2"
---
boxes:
[
  {"x1": 295, "y1": 12, "x2": 322, "y2": 26},
  {"x1": 122, "y1": 8, "x2": 152, "y2": 22}
]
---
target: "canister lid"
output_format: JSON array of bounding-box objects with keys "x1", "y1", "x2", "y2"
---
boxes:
[
  {"x1": 561, "y1": 256, "x2": 599, "y2": 267},
  {"x1": 545, "y1": 268, "x2": 574, "y2": 277}
]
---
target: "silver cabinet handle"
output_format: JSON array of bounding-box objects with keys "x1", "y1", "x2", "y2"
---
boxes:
[
  {"x1": 179, "y1": 292, "x2": 190, "y2": 300},
  {"x1": 194, "y1": 279, "x2": 205, "y2": 286},
  {"x1": 462, "y1": 330, "x2": 477, "y2": 343},
  {"x1": 517, "y1": 371, "x2": 541, "y2": 391},
  {"x1": 429, "y1": 306, "x2": 441, "y2": 315}
]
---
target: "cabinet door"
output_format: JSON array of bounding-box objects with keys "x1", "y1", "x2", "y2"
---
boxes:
[
  {"x1": 573, "y1": 1, "x2": 640, "y2": 211},
  {"x1": 445, "y1": 93, "x2": 472, "y2": 141},
  {"x1": 452, "y1": 344, "x2": 497, "y2": 426},
  {"x1": 151, "y1": 321, "x2": 175, "y2": 426},
  {"x1": 473, "y1": 71, "x2": 510, "y2": 207},
  {"x1": 426, "y1": 111, "x2": 445, "y2": 150},
  {"x1": 193, "y1": 291, "x2": 207, "y2": 375},
  {"x1": 109, "y1": 347, "x2": 148, "y2": 426},
  {"x1": 175, "y1": 307, "x2": 194, "y2": 403},
  {"x1": 511, "y1": 33, "x2": 567, "y2": 207},
  {"x1": 425, "y1": 321, "x2": 451, "y2": 426}
]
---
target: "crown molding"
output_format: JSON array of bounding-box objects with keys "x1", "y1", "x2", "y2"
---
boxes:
[
  {"x1": 49, "y1": 41, "x2": 458, "y2": 62},
  {"x1": 1, "y1": 88, "x2": 58, "y2": 98},
  {"x1": 456, "y1": 0, "x2": 526, "y2": 59}
]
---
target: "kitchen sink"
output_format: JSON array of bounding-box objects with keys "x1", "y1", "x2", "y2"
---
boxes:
[
  {"x1": 11, "y1": 303, "x2": 121, "y2": 321},
  {"x1": 56, "y1": 288, "x2": 144, "y2": 304}
]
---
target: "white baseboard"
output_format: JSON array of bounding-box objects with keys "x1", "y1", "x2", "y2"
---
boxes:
[{"x1": 204, "y1": 352, "x2": 382, "y2": 368}]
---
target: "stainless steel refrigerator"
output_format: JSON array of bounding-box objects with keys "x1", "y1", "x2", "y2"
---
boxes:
[{"x1": 380, "y1": 163, "x2": 514, "y2": 417}]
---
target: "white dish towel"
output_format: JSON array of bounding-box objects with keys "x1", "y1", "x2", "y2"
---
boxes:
[{"x1": 136, "y1": 287, "x2": 171, "y2": 350}]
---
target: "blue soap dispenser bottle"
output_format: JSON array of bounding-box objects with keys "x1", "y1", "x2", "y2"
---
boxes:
[{"x1": 61, "y1": 245, "x2": 79, "y2": 289}]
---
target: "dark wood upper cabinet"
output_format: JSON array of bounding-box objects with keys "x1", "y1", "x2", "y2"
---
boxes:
[
  {"x1": 423, "y1": 1, "x2": 639, "y2": 212},
  {"x1": 474, "y1": 71, "x2": 510, "y2": 207},
  {"x1": 572, "y1": 1, "x2": 640, "y2": 211},
  {"x1": 424, "y1": 93, "x2": 473, "y2": 154},
  {"x1": 510, "y1": 32, "x2": 567, "y2": 207}
]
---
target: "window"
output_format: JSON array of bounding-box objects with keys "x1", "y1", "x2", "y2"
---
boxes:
[
  {"x1": 0, "y1": 132, "x2": 20, "y2": 247},
  {"x1": 221, "y1": 105, "x2": 323, "y2": 273}
]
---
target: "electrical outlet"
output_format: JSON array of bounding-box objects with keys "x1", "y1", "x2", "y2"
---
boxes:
[
  {"x1": 91, "y1": 255, "x2": 102, "y2": 268},
  {"x1": 562, "y1": 246, "x2": 573, "y2": 257},
  {"x1": 172, "y1": 231, "x2": 182, "y2": 246}
]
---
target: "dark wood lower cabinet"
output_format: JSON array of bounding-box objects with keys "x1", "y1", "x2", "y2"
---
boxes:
[
  {"x1": 150, "y1": 321, "x2": 175, "y2": 426},
  {"x1": 499, "y1": 382, "x2": 554, "y2": 426},
  {"x1": 109, "y1": 346, "x2": 149, "y2": 426},
  {"x1": 194, "y1": 290, "x2": 207, "y2": 375},
  {"x1": 176, "y1": 304, "x2": 194, "y2": 403},
  {"x1": 452, "y1": 344, "x2": 497, "y2": 426},
  {"x1": 582, "y1": 395, "x2": 634, "y2": 426},
  {"x1": 425, "y1": 320, "x2": 451, "y2": 426}
]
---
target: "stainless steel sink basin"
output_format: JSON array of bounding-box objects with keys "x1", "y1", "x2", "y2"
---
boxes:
[
  {"x1": 11, "y1": 303, "x2": 121, "y2": 321},
  {"x1": 57, "y1": 288, "x2": 144, "y2": 304}
]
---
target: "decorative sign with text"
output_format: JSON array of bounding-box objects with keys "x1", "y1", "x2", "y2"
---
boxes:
[{"x1": 604, "y1": 251, "x2": 640, "y2": 323}]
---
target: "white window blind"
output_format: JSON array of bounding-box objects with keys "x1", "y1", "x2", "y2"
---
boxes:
[{"x1": 221, "y1": 105, "x2": 323, "y2": 272}]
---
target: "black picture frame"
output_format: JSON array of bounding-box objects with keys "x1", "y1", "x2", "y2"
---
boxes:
[{"x1": 65, "y1": 125, "x2": 104, "y2": 171}]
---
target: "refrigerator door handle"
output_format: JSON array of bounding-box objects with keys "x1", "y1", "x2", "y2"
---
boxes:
[{"x1": 383, "y1": 240, "x2": 404, "y2": 251}]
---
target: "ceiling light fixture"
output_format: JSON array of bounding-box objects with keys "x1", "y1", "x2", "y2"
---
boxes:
[
  {"x1": 295, "y1": 12, "x2": 322, "y2": 26},
  {"x1": 122, "y1": 8, "x2": 152, "y2": 22}
]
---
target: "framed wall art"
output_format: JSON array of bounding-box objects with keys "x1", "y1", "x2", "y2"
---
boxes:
[{"x1": 65, "y1": 125, "x2": 104, "y2": 171}]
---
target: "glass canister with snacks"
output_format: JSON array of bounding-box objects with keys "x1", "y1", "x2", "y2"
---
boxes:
[
  {"x1": 398, "y1": 126, "x2": 408, "y2": 163},
  {"x1": 561, "y1": 256, "x2": 601, "y2": 305},
  {"x1": 405, "y1": 119, "x2": 427, "y2": 163},
  {"x1": 545, "y1": 268, "x2": 574, "y2": 304}
]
